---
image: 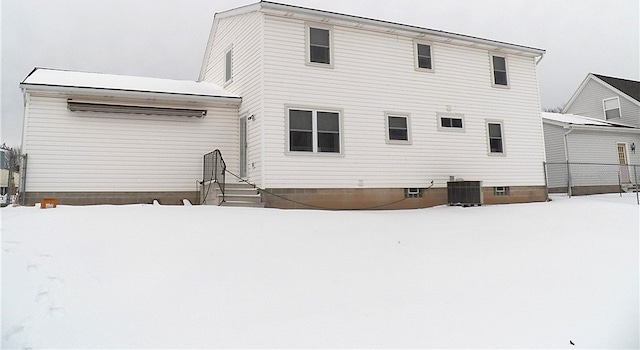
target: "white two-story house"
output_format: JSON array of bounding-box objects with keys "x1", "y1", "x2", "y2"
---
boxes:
[{"x1": 20, "y1": 1, "x2": 548, "y2": 208}]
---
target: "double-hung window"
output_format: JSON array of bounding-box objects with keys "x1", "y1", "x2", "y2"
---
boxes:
[
  {"x1": 386, "y1": 114, "x2": 410, "y2": 143},
  {"x1": 487, "y1": 121, "x2": 505, "y2": 154},
  {"x1": 491, "y1": 54, "x2": 508, "y2": 87},
  {"x1": 415, "y1": 42, "x2": 433, "y2": 71},
  {"x1": 289, "y1": 108, "x2": 341, "y2": 153},
  {"x1": 603, "y1": 97, "x2": 621, "y2": 119},
  {"x1": 308, "y1": 26, "x2": 332, "y2": 66}
]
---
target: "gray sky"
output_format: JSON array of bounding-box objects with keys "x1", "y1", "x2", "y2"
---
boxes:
[{"x1": 2, "y1": 0, "x2": 639, "y2": 147}]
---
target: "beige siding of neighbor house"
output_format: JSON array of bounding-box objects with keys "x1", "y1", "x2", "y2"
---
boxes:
[
  {"x1": 202, "y1": 10, "x2": 265, "y2": 186},
  {"x1": 22, "y1": 93, "x2": 239, "y2": 193},
  {"x1": 260, "y1": 14, "x2": 546, "y2": 189},
  {"x1": 565, "y1": 78, "x2": 640, "y2": 127}
]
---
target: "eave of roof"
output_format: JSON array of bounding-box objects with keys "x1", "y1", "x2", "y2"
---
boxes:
[
  {"x1": 542, "y1": 112, "x2": 640, "y2": 133},
  {"x1": 258, "y1": 1, "x2": 545, "y2": 57},
  {"x1": 22, "y1": 67, "x2": 241, "y2": 104},
  {"x1": 593, "y1": 74, "x2": 640, "y2": 103}
]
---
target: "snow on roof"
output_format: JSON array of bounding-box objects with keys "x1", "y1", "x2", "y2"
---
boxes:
[
  {"x1": 21, "y1": 68, "x2": 240, "y2": 100},
  {"x1": 541, "y1": 112, "x2": 634, "y2": 128}
]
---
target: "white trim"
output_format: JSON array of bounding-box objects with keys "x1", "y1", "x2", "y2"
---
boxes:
[
  {"x1": 486, "y1": 119, "x2": 506, "y2": 156},
  {"x1": 413, "y1": 40, "x2": 435, "y2": 73},
  {"x1": 384, "y1": 112, "x2": 412, "y2": 144},
  {"x1": 305, "y1": 23, "x2": 334, "y2": 68},
  {"x1": 489, "y1": 53, "x2": 509, "y2": 89},
  {"x1": 436, "y1": 112, "x2": 465, "y2": 132}
]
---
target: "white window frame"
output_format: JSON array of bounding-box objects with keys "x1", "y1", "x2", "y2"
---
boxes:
[
  {"x1": 490, "y1": 53, "x2": 509, "y2": 88},
  {"x1": 286, "y1": 106, "x2": 343, "y2": 155},
  {"x1": 437, "y1": 112, "x2": 465, "y2": 132},
  {"x1": 414, "y1": 40, "x2": 435, "y2": 72},
  {"x1": 224, "y1": 45, "x2": 233, "y2": 85},
  {"x1": 385, "y1": 113, "x2": 411, "y2": 144},
  {"x1": 603, "y1": 97, "x2": 621, "y2": 120},
  {"x1": 305, "y1": 24, "x2": 334, "y2": 68},
  {"x1": 486, "y1": 120, "x2": 506, "y2": 156}
]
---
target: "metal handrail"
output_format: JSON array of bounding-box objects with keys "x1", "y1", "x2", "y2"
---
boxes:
[{"x1": 203, "y1": 149, "x2": 226, "y2": 204}]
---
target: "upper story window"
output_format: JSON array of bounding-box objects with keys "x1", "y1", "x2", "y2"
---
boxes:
[
  {"x1": 224, "y1": 47, "x2": 232, "y2": 83},
  {"x1": 414, "y1": 42, "x2": 433, "y2": 71},
  {"x1": 487, "y1": 121, "x2": 505, "y2": 154},
  {"x1": 288, "y1": 108, "x2": 341, "y2": 154},
  {"x1": 386, "y1": 114, "x2": 411, "y2": 143},
  {"x1": 437, "y1": 112, "x2": 465, "y2": 131},
  {"x1": 490, "y1": 54, "x2": 509, "y2": 87},
  {"x1": 307, "y1": 26, "x2": 332, "y2": 66},
  {"x1": 603, "y1": 97, "x2": 621, "y2": 119}
]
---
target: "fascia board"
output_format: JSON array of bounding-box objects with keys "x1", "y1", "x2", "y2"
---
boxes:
[{"x1": 20, "y1": 83, "x2": 242, "y2": 105}]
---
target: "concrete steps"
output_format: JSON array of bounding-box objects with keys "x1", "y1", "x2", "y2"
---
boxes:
[{"x1": 203, "y1": 182, "x2": 264, "y2": 208}]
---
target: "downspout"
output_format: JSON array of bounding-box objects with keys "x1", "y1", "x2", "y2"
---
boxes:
[
  {"x1": 535, "y1": 52, "x2": 545, "y2": 65},
  {"x1": 563, "y1": 126, "x2": 574, "y2": 197}
]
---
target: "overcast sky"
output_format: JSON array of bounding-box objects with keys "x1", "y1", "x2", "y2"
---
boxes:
[{"x1": 2, "y1": 0, "x2": 639, "y2": 147}]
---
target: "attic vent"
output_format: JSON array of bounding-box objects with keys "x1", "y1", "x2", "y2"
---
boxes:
[
  {"x1": 447, "y1": 181, "x2": 482, "y2": 206},
  {"x1": 67, "y1": 101, "x2": 207, "y2": 118}
]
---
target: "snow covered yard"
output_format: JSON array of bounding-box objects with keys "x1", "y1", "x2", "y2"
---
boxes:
[{"x1": 2, "y1": 194, "x2": 638, "y2": 349}]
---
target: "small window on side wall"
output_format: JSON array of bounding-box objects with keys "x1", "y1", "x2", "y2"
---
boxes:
[
  {"x1": 308, "y1": 26, "x2": 332, "y2": 66},
  {"x1": 386, "y1": 114, "x2": 410, "y2": 143},
  {"x1": 437, "y1": 113, "x2": 465, "y2": 131},
  {"x1": 487, "y1": 121, "x2": 505, "y2": 154},
  {"x1": 224, "y1": 48, "x2": 232, "y2": 83},
  {"x1": 415, "y1": 42, "x2": 433, "y2": 71},
  {"x1": 603, "y1": 97, "x2": 621, "y2": 119},
  {"x1": 491, "y1": 54, "x2": 508, "y2": 87}
]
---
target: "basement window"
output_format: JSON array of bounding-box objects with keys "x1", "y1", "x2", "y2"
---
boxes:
[
  {"x1": 405, "y1": 188, "x2": 423, "y2": 198},
  {"x1": 493, "y1": 186, "x2": 510, "y2": 196}
]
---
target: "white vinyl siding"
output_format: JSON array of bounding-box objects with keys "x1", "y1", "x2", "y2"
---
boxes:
[
  {"x1": 22, "y1": 94, "x2": 239, "y2": 192},
  {"x1": 261, "y1": 14, "x2": 545, "y2": 189},
  {"x1": 202, "y1": 11, "x2": 265, "y2": 186}
]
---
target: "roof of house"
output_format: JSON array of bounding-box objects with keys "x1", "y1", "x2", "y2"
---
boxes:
[
  {"x1": 21, "y1": 67, "x2": 240, "y2": 101},
  {"x1": 593, "y1": 74, "x2": 640, "y2": 103},
  {"x1": 542, "y1": 112, "x2": 636, "y2": 128}
]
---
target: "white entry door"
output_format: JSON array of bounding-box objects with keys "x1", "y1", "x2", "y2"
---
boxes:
[{"x1": 617, "y1": 143, "x2": 630, "y2": 183}]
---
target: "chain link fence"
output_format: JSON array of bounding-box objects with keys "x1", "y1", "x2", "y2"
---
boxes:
[{"x1": 544, "y1": 162, "x2": 639, "y2": 203}]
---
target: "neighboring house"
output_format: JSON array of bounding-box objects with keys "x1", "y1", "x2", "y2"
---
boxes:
[
  {"x1": 564, "y1": 73, "x2": 640, "y2": 127},
  {"x1": 542, "y1": 112, "x2": 640, "y2": 194},
  {"x1": 541, "y1": 73, "x2": 640, "y2": 195},
  {"x1": 20, "y1": 1, "x2": 549, "y2": 208}
]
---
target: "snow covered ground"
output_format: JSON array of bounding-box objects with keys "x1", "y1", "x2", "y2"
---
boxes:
[{"x1": 2, "y1": 194, "x2": 638, "y2": 349}]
